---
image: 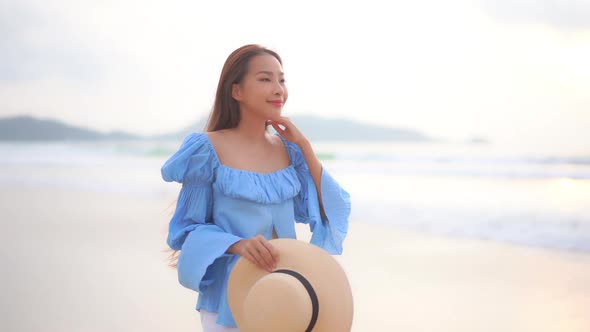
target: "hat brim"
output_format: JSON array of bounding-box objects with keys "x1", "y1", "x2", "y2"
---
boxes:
[{"x1": 228, "y1": 238, "x2": 353, "y2": 332}]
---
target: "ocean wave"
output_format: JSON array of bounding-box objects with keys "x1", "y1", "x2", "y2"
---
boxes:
[{"x1": 353, "y1": 202, "x2": 590, "y2": 253}]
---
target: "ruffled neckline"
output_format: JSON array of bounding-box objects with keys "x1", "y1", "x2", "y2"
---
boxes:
[{"x1": 201, "y1": 133, "x2": 302, "y2": 204}]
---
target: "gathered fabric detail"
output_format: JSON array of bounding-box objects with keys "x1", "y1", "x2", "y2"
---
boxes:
[
  {"x1": 162, "y1": 132, "x2": 303, "y2": 204},
  {"x1": 280, "y1": 136, "x2": 307, "y2": 171},
  {"x1": 166, "y1": 181, "x2": 213, "y2": 250},
  {"x1": 161, "y1": 133, "x2": 219, "y2": 185},
  {"x1": 214, "y1": 165, "x2": 301, "y2": 204}
]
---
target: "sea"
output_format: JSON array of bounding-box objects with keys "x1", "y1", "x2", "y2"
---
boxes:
[{"x1": 1, "y1": 138, "x2": 589, "y2": 253}]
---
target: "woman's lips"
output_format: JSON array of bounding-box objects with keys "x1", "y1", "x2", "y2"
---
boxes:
[{"x1": 269, "y1": 101, "x2": 283, "y2": 107}]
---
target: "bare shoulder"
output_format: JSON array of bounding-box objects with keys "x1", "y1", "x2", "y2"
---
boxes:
[
  {"x1": 206, "y1": 129, "x2": 231, "y2": 140},
  {"x1": 267, "y1": 133, "x2": 290, "y2": 154},
  {"x1": 206, "y1": 129, "x2": 235, "y2": 147},
  {"x1": 267, "y1": 133, "x2": 284, "y2": 146},
  {"x1": 267, "y1": 133, "x2": 291, "y2": 163}
]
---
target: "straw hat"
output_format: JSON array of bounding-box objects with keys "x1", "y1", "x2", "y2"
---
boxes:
[{"x1": 228, "y1": 238, "x2": 353, "y2": 332}]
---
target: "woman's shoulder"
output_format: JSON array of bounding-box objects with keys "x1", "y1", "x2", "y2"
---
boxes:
[
  {"x1": 161, "y1": 132, "x2": 219, "y2": 183},
  {"x1": 205, "y1": 129, "x2": 231, "y2": 141},
  {"x1": 276, "y1": 135, "x2": 306, "y2": 169},
  {"x1": 176, "y1": 132, "x2": 217, "y2": 158}
]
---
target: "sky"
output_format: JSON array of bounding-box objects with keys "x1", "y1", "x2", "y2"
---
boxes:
[{"x1": 1, "y1": 0, "x2": 589, "y2": 153}]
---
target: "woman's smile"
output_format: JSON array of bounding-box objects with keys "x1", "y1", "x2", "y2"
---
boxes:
[{"x1": 268, "y1": 100, "x2": 284, "y2": 107}]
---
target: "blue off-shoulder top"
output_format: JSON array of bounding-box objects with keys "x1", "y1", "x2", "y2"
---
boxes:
[{"x1": 161, "y1": 132, "x2": 351, "y2": 328}]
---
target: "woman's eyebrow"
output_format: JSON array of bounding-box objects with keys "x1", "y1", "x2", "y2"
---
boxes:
[{"x1": 255, "y1": 70, "x2": 284, "y2": 76}]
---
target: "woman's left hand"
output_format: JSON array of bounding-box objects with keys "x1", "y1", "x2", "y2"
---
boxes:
[{"x1": 267, "y1": 117, "x2": 308, "y2": 148}]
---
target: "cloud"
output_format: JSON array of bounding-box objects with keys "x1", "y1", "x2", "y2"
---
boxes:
[
  {"x1": 0, "y1": 1, "x2": 110, "y2": 82},
  {"x1": 480, "y1": 0, "x2": 590, "y2": 30}
]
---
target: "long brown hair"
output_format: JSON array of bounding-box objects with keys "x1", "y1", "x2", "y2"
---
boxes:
[{"x1": 206, "y1": 44, "x2": 282, "y2": 131}]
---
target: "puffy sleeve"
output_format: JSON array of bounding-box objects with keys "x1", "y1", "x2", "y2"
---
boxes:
[
  {"x1": 286, "y1": 140, "x2": 351, "y2": 255},
  {"x1": 161, "y1": 133, "x2": 242, "y2": 293}
]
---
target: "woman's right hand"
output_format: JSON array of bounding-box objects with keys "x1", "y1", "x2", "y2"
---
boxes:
[{"x1": 228, "y1": 235, "x2": 279, "y2": 272}]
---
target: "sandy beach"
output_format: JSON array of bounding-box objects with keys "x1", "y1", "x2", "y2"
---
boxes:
[
  {"x1": 3, "y1": 0, "x2": 590, "y2": 330},
  {"x1": 1, "y1": 182, "x2": 589, "y2": 332}
]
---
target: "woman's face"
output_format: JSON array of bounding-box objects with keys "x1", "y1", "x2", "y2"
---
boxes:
[{"x1": 232, "y1": 54, "x2": 288, "y2": 121}]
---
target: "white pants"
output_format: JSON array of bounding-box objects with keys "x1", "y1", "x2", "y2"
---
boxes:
[{"x1": 200, "y1": 310, "x2": 239, "y2": 332}]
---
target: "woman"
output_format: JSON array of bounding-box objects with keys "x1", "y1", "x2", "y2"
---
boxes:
[{"x1": 161, "y1": 44, "x2": 351, "y2": 331}]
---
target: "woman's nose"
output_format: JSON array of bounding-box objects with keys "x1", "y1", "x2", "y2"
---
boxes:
[{"x1": 273, "y1": 82, "x2": 284, "y2": 96}]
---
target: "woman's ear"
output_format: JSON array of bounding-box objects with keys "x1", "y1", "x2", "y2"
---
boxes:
[{"x1": 232, "y1": 83, "x2": 242, "y2": 101}]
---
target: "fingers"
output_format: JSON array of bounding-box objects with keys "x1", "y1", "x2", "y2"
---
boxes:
[
  {"x1": 269, "y1": 118, "x2": 303, "y2": 144},
  {"x1": 269, "y1": 116, "x2": 292, "y2": 128},
  {"x1": 260, "y1": 237, "x2": 280, "y2": 266},
  {"x1": 241, "y1": 235, "x2": 279, "y2": 272},
  {"x1": 243, "y1": 248, "x2": 268, "y2": 272},
  {"x1": 253, "y1": 235, "x2": 277, "y2": 272},
  {"x1": 270, "y1": 121, "x2": 285, "y2": 135}
]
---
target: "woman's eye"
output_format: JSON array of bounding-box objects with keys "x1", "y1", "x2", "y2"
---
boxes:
[{"x1": 258, "y1": 77, "x2": 286, "y2": 83}]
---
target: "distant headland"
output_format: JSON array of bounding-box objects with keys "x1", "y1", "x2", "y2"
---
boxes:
[{"x1": 0, "y1": 114, "x2": 468, "y2": 143}]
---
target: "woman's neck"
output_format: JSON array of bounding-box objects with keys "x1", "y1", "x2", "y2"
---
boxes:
[{"x1": 233, "y1": 111, "x2": 270, "y2": 142}]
